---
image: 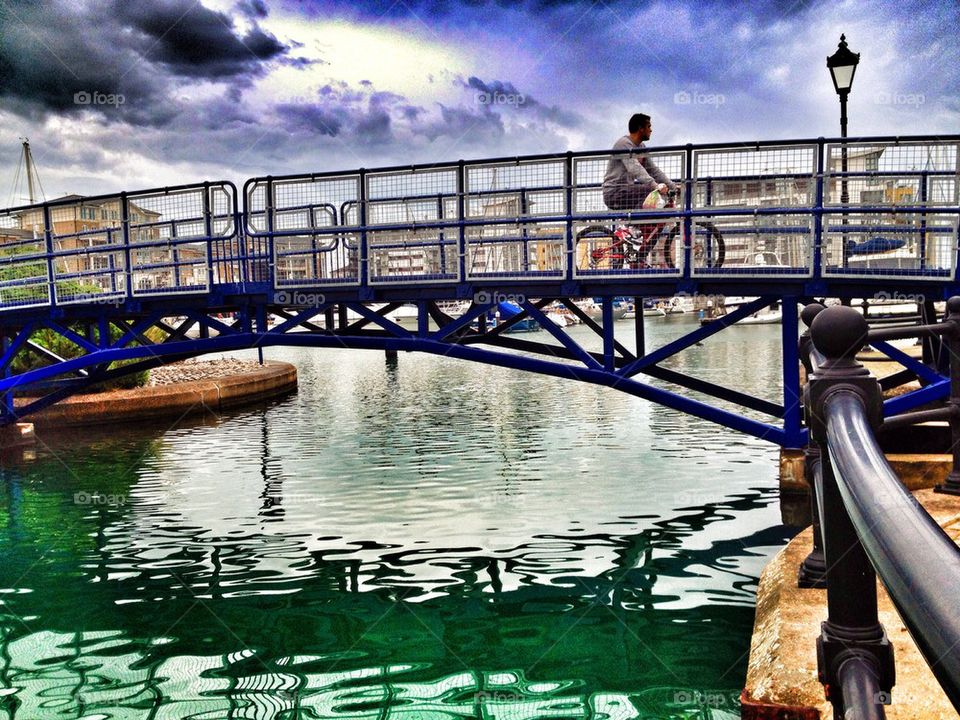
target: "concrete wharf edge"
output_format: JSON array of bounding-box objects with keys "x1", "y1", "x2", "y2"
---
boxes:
[
  {"x1": 741, "y1": 488, "x2": 960, "y2": 720},
  {"x1": 13, "y1": 361, "x2": 297, "y2": 427}
]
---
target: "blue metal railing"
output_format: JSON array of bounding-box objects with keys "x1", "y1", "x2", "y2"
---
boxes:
[
  {"x1": 801, "y1": 301, "x2": 960, "y2": 718},
  {"x1": 0, "y1": 135, "x2": 958, "y2": 311}
]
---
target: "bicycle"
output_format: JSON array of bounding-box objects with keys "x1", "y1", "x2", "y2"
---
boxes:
[{"x1": 577, "y1": 190, "x2": 725, "y2": 271}]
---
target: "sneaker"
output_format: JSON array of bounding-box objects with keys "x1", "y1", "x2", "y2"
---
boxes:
[{"x1": 613, "y1": 226, "x2": 632, "y2": 242}]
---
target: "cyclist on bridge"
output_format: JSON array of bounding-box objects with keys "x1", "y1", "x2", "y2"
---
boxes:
[{"x1": 602, "y1": 113, "x2": 679, "y2": 210}]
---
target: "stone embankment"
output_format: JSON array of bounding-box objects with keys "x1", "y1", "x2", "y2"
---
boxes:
[
  {"x1": 15, "y1": 359, "x2": 297, "y2": 427},
  {"x1": 742, "y1": 489, "x2": 960, "y2": 719}
]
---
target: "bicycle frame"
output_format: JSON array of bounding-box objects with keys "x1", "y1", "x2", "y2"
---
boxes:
[{"x1": 590, "y1": 200, "x2": 679, "y2": 269}]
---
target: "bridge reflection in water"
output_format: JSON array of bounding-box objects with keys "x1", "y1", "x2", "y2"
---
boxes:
[
  {"x1": 0, "y1": 637, "x2": 741, "y2": 719},
  {"x1": 0, "y1": 347, "x2": 794, "y2": 718}
]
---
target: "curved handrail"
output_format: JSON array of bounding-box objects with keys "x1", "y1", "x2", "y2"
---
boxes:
[{"x1": 824, "y1": 390, "x2": 960, "y2": 710}]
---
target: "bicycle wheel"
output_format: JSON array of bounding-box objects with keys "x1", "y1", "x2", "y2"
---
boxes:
[
  {"x1": 663, "y1": 221, "x2": 725, "y2": 270},
  {"x1": 576, "y1": 225, "x2": 620, "y2": 269}
]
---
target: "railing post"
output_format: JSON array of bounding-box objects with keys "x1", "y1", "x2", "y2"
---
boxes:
[
  {"x1": 359, "y1": 168, "x2": 369, "y2": 293},
  {"x1": 265, "y1": 176, "x2": 275, "y2": 288},
  {"x1": 805, "y1": 306, "x2": 895, "y2": 717},
  {"x1": 203, "y1": 182, "x2": 214, "y2": 290},
  {"x1": 798, "y1": 299, "x2": 827, "y2": 589},
  {"x1": 457, "y1": 160, "x2": 467, "y2": 283},
  {"x1": 564, "y1": 151, "x2": 573, "y2": 282},
  {"x1": 798, "y1": 442, "x2": 828, "y2": 588},
  {"x1": 936, "y1": 296, "x2": 960, "y2": 495},
  {"x1": 42, "y1": 203, "x2": 57, "y2": 308},
  {"x1": 812, "y1": 138, "x2": 825, "y2": 281},
  {"x1": 682, "y1": 144, "x2": 693, "y2": 280}
]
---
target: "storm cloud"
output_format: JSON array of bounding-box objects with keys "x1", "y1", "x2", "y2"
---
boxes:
[{"x1": 0, "y1": 0, "x2": 288, "y2": 125}]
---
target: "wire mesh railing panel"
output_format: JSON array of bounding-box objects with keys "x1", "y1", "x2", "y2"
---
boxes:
[
  {"x1": 694, "y1": 176, "x2": 817, "y2": 209},
  {"x1": 368, "y1": 228, "x2": 458, "y2": 284},
  {"x1": 465, "y1": 159, "x2": 566, "y2": 219},
  {"x1": 466, "y1": 221, "x2": 565, "y2": 280},
  {"x1": 209, "y1": 184, "x2": 242, "y2": 286},
  {"x1": 825, "y1": 174, "x2": 928, "y2": 207},
  {"x1": 126, "y1": 189, "x2": 210, "y2": 296},
  {"x1": 692, "y1": 145, "x2": 817, "y2": 209},
  {"x1": 273, "y1": 176, "x2": 361, "y2": 229},
  {"x1": 48, "y1": 200, "x2": 126, "y2": 304},
  {"x1": 366, "y1": 167, "x2": 458, "y2": 204},
  {"x1": 245, "y1": 181, "x2": 268, "y2": 232},
  {"x1": 825, "y1": 141, "x2": 960, "y2": 206},
  {"x1": 274, "y1": 232, "x2": 359, "y2": 288},
  {"x1": 366, "y1": 195, "x2": 458, "y2": 227},
  {"x1": 822, "y1": 213, "x2": 956, "y2": 278},
  {"x1": 244, "y1": 181, "x2": 270, "y2": 283},
  {"x1": 571, "y1": 155, "x2": 607, "y2": 215},
  {"x1": 0, "y1": 207, "x2": 50, "y2": 309},
  {"x1": 930, "y1": 177, "x2": 958, "y2": 205},
  {"x1": 572, "y1": 151, "x2": 685, "y2": 216},
  {"x1": 690, "y1": 214, "x2": 813, "y2": 277}
]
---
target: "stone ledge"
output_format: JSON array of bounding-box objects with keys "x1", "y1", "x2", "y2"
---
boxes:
[
  {"x1": 780, "y1": 450, "x2": 951, "y2": 495},
  {"x1": 742, "y1": 489, "x2": 960, "y2": 719},
  {"x1": 15, "y1": 361, "x2": 297, "y2": 427}
]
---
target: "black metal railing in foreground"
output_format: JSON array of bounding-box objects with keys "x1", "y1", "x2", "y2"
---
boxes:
[{"x1": 800, "y1": 299, "x2": 960, "y2": 718}]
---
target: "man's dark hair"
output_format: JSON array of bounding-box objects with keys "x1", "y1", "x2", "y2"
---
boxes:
[{"x1": 628, "y1": 113, "x2": 651, "y2": 133}]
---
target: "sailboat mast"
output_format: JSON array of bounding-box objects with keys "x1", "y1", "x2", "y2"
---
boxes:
[{"x1": 23, "y1": 139, "x2": 36, "y2": 205}]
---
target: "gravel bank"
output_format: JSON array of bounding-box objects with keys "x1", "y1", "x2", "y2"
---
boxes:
[{"x1": 149, "y1": 359, "x2": 267, "y2": 386}]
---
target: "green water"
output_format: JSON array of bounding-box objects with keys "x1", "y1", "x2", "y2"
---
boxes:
[{"x1": 0, "y1": 317, "x2": 798, "y2": 719}]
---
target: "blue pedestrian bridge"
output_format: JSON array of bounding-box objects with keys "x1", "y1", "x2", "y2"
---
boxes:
[{"x1": 1, "y1": 134, "x2": 958, "y2": 447}]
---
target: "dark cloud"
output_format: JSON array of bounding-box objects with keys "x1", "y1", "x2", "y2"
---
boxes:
[
  {"x1": 275, "y1": 84, "x2": 399, "y2": 143},
  {"x1": 0, "y1": 0, "x2": 287, "y2": 126},
  {"x1": 237, "y1": 0, "x2": 269, "y2": 18},
  {"x1": 464, "y1": 77, "x2": 581, "y2": 128},
  {"x1": 278, "y1": 104, "x2": 344, "y2": 136},
  {"x1": 114, "y1": 0, "x2": 287, "y2": 78}
]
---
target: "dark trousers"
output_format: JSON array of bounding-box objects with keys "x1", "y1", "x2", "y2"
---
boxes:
[{"x1": 603, "y1": 184, "x2": 653, "y2": 211}]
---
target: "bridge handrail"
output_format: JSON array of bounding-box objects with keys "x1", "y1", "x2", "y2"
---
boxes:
[
  {"x1": 803, "y1": 301, "x2": 960, "y2": 717},
  {"x1": 239, "y1": 133, "x2": 960, "y2": 184},
  {"x1": 825, "y1": 390, "x2": 960, "y2": 705},
  {"x1": 1, "y1": 135, "x2": 959, "y2": 312}
]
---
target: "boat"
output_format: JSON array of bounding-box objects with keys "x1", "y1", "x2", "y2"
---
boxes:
[
  {"x1": 473, "y1": 301, "x2": 539, "y2": 333},
  {"x1": 575, "y1": 300, "x2": 629, "y2": 322},
  {"x1": 738, "y1": 309, "x2": 783, "y2": 325},
  {"x1": 664, "y1": 296, "x2": 693, "y2": 314},
  {"x1": 544, "y1": 305, "x2": 580, "y2": 326}
]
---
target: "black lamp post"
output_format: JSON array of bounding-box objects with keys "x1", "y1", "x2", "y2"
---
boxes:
[{"x1": 827, "y1": 35, "x2": 860, "y2": 268}]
